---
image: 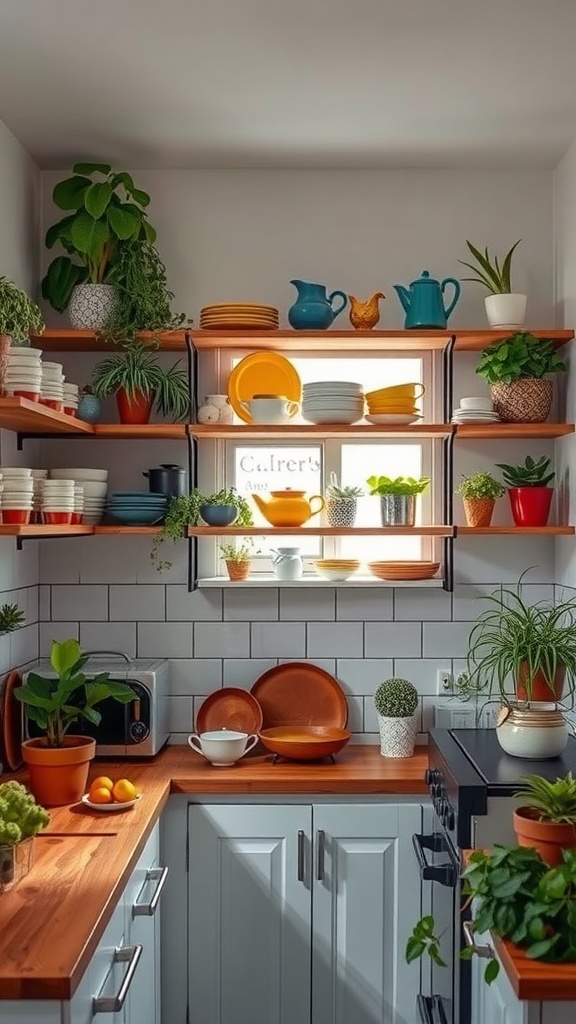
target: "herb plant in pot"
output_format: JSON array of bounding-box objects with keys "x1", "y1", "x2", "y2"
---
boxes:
[
  {"x1": 42, "y1": 163, "x2": 156, "y2": 330},
  {"x1": 91, "y1": 341, "x2": 189, "y2": 424},
  {"x1": 455, "y1": 472, "x2": 505, "y2": 528},
  {"x1": 324, "y1": 472, "x2": 363, "y2": 527},
  {"x1": 366, "y1": 475, "x2": 430, "y2": 527},
  {"x1": 374, "y1": 678, "x2": 419, "y2": 757},
  {"x1": 14, "y1": 639, "x2": 135, "y2": 806},
  {"x1": 458, "y1": 239, "x2": 525, "y2": 329},
  {"x1": 495, "y1": 455, "x2": 555, "y2": 527},
  {"x1": 219, "y1": 541, "x2": 254, "y2": 581},
  {"x1": 513, "y1": 773, "x2": 576, "y2": 866},
  {"x1": 0, "y1": 277, "x2": 45, "y2": 392},
  {"x1": 0, "y1": 781, "x2": 50, "y2": 892},
  {"x1": 150, "y1": 489, "x2": 254, "y2": 573},
  {"x1": 476, "y1": 332, "x2": 565, "y2": 423}
]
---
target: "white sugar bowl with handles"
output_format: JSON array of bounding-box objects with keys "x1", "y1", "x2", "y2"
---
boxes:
[{"x1": 187, "y1": 729, "x2": 258, "y2": 766}]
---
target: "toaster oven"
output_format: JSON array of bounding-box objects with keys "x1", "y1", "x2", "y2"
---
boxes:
[{"x1": 23, "y1": 652, "x2": 170, "y2": 757}]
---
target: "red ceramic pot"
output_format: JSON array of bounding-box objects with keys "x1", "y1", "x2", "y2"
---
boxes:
[
  {"x1": 116, "y1": 388, "x2": 155, "y2": 425},
  {"x1": 508, "y1": 487, "x2": 553, "y2": 527},
  {"x1": 43, "y1": 512, "x2": 73, "y2": 525},
  {"x1": 3, "y1": 509, "x2": 31, "y2": 524},
  {"x1": 64, "y1": 406, "x2": 77, "y2": 417},
  {"x1": 71, "y1": 513, "x2": 83, "y2": 525},
  {"x1": 13, "y1": 390, "x2": 40, "y2": 402},
  {"x1": 39, "y1": 399, "x2": 64, "y2": 412},
  {"x1": 515, "y1": 663, "x2": 565, "y2": 702}
]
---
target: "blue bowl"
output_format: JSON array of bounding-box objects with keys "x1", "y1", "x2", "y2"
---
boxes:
[{"x1": 199, "y1": 503, "x2": 238, "y2": 527}]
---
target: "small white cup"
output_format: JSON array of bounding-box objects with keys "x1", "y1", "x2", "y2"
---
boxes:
[
  {"x1": 187, "y1": 729, "x2": 258, "y2": 766},
  {"x1": 241, "y1": 395, "x2": 300, "y2": 424},
  {"x1": 459, "y1": 397, "x2": 494, "y2": 411}
]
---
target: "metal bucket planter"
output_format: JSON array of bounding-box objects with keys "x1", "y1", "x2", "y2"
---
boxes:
[
  {"x1": 380, "y1": 494, "x2": 415, "y2": 527},
  {"x1": 0, "y1": 837, "x2": 35, "y2": 893}
]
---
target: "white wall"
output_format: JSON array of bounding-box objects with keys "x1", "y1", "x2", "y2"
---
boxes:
[
  {"x1": 0, "y1": 118, "x2": 42, "y2": 670},
  {"x1": 37, "y1": 166, "x2": 559, "y2": 739}
]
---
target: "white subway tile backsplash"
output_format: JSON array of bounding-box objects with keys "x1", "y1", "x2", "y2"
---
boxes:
[
  {"x1": 307, "y1": 621, "x2": 363, "y2": 658},
  {"x1": 170, "y1": 658, "x2": 222, "y2": 696},
  {"x1": 167, "y1": 695, "x2": 194, "y2": 734},
  {"x1": 336, "y1": 659, "x2": 394, "y2": 695},
  {"x1": 452, "y1": 583, "x2": 499, "y2": 621},
  {"x1": 110, "y1": 585, "x2": 165, "y2": 622},
  {"x1": 40, "y1": 538, "x2": 81, "y2": 584},
  {"x1": 167, "y1": 587, "x2": 222, "y2": 621},
  {"x1": 394, "y1": 589, "x2": 452, "y2": 621},
  {"x1": 336, "y1": 589, "x2": 393, "y2": 621},
  {"x1": 224, "y1": 590, "x2": 279, "y2": 621},
  {"x1": 0, "y1": 635, "x2": 11, "y2": 675},
  {"x1": 365, "y1": 622, "x2": 422, "y2": 658},
  {"x1": 10, "y1": 624, "x2": 38, "y2": 667},
  {"x1": 280, "y1": 589, "x2": 335, "y2": 621},
  {"x1": 251, "y1": 621, "x2": 305, "y2": 658},
  {"x1": 346, "y1": 695, "x2": 364, "y2": 733},
  {"x1": 223, "y1": 658, "x2": 278, "y2": 689},
  {"x1": 364, "y1": 698, "x2": 379, "y2": 734},
  {"x1": 277, "y1": 657, "x2": 336, "y2": 674},
  {"x1": 137, "y1": 622, "x2": 193, "y2": 658},
  {"x1": 393, "y1": 658, "x2": 450, "y2": 695},
  {"x1": 80, "y1": 621, "x2": 136, "y2": 658},
  {"x1": 40, "y1": 621, "x2": 79, "y2": 652},
  {"x1": 195, "y1": 621, "x2": 250, "y2": 658},
  {"x1": 52, "y1": 585, "x2": 108, "y2": 622},
  {"x1": 423, "y1": 621, "x2": 472, "y2": 659}
]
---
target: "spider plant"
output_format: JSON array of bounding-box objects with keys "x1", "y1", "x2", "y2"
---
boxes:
[{"x1": 91, "y1": 341, "x2": 189, "y2": 421}]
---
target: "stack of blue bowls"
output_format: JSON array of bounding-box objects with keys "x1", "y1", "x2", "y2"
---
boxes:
[{"x1": 107, "y1": 491, "x2": 168, "y2": 525}]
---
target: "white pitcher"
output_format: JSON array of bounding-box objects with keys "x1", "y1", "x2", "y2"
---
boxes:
[{"x1": 271, "y1": 547, "x2": 303, "y2": 581}]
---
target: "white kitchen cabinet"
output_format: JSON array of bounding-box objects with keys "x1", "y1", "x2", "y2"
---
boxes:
[
  {"x1": 123, "y1": 824, "x2": 165, "y2": 1024},
  {"x1": 187, "y1": 802, "x2": 422, "y2": 1024}
]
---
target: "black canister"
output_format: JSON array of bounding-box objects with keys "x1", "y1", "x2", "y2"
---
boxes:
[{"x1": 143, "y1": 464, "x2": 186, "y2": 498}]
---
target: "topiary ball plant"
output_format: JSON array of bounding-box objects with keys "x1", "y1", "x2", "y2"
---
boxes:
[{"x1": 374, "y1": 678, "x2": 419, "y2": 758}]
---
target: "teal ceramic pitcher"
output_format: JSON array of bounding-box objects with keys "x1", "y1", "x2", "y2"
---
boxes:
[
  {"x1": 288, "y1": 280, "x2": 347, "y2": 330},
  {"x1": 393, "y1": 270, "x2": 461, "y2": 329}
]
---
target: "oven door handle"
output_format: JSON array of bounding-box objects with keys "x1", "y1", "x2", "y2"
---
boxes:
[
  {"x1": 417, "y1": 995, "x2": 449, "y2": 1024},
  {"x1": 412, "y1": 833, "x2": 457, "y2": 887}
]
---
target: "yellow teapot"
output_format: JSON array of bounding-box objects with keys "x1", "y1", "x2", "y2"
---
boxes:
[{"x1": 252, "y1": 489, "x2": 325, "y2": 528}]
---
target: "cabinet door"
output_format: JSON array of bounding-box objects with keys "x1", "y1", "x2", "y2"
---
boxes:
[
  {"x1": 470, "y1": 935, "x2": 533, "y2": 1024},
  {"x1": 69, "y1": 899, "x2": 126, "y2": 1024},
  {"x1": 312, "y1": 803, "x2": 423, "y2": 1024},
  {"x1": 188, "y1": 803, "x2": 312, "y2": 1024},
  {"x1": 124, "y1": 824, "x2": 165, "y2": 1024}
]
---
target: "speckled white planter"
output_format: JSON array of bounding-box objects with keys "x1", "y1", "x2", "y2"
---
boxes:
[
  {"x1": 378, "y1": 715, "x2": 417, "y2": 758},
  {"x1": 68, "y1": 284, "x2": 118, "y2": 330}
]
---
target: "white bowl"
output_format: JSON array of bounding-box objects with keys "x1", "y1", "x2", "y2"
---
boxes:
[
  {"x1": 459, "y1": 397, "x2": 494, "y2": 411},
  {"x1": 1, "y1": 501, "x2": 33, "y2": 509},
  {"x1": 303, "y1": 398, "x2": 364, "y2": 409},
  {"x1": 303, "y1": 381, "x2": 362, "y2": 391},
  {"x1": 1, "y1": 467, "x2": 33, "y2": 477},
  {"x1": 6, "y1": 385, "x2": 41, "y2": 394},
  {"x1": 302, "y1": 409, "x2": 363, "y2": 424},
  {"x1": 50, "y1": 468, "x2": 109, "y2": 482},
  {"x1": 41, "y1": 362, "x2": 64, "y2": 372},
  {"x1": 2, "y1": 484, "x2": 34, "y2": 493},
  {"x1": 31, "y1": 470, "x2": 49, "y2": 478},
  {"x1": 314, "y1": 563, "x2": 360, "y2": 581},
  {"x1": 80, "y1": 481, "x2": 108, "y2": 498}
]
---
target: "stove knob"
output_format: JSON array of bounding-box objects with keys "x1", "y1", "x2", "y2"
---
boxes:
[
  {"x1": 444, "y1": 805, "x2": 455, "y2": 830},
  {"x1": 424, "y1": 769, "x2": 438, "y2": 786},
  {"x1": 436, "y1": 797, "x2": 446, "y2": 822}
]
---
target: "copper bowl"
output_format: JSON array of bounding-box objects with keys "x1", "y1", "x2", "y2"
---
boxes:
[{"x1": 258, "y1": 726, "x2": 351, "y2": 760}]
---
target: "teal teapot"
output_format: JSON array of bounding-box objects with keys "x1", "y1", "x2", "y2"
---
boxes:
[
  {"x1": 394, "y1": 270, "x2": 460, "y2": 330},
  {"x1": 288, "y1": 279, "x2": 347, "y2": 330}
]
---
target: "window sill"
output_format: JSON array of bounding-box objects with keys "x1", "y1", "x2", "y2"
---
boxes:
[{"x1": 197, "y1": 575, "x2": 444, "y2": 588}]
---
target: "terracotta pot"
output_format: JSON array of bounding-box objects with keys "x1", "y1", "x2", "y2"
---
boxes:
[
  {"x1": 515, "y1": 662, "x2": 565, "y2": 702},
  {"x1": 0, "y1": 334, "x2": 10, "y2": 395},
  {"x1": 490, "y1": 378, "x2": 552, "y2": 423},
  {"x1": 116, "y1": 388, "x2": 155, "y2": 425},
  {"x1": 508, "y1": 486, "x2": 553, "y2": 527},
  {"x1": 21, "y1": 736, "x2": 96, "y2": 807},
  {"x1": 225, "y1": 560, "x2": 251, "y2": 581},
  {"x1": 462, "y1": 497, "x2": 495, "y2": 528},
  {"x1": 514, "y1": 806, "x2": 576, "y2": 866}
]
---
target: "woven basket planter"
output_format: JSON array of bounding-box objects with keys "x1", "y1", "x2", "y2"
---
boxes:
[
  {"x1": 378, "y1": 715, "x2": 417, "y2": 758},
  {"x1": 225, "y1": 560, "x2": 251, "y2": 581},
  {"x1": 490, "y1": 378, "x2": 552, "y2": 423},
  {"x1": 462, "y1": 497, "x2": 495, "y2": 528}
]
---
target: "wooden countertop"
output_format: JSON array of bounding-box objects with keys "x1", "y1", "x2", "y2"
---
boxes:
[{"x1": 0, "y1": 743, "x2": 428, "y2": 1000}]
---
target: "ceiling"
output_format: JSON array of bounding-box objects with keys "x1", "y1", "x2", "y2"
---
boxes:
[{"x1": 1, "y1": 0, "x2": 576, "y2": 169}]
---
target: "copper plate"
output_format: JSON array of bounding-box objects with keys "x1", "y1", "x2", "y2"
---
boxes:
[
  {"x1": 251, "y1": 662, "x2": 348, "y2": 729},
  {"x1": 196, "y1": 688, "x2": 264, "y2": 735},
  {"x1": 1, "y1": 670, "x2": 23, "y2": 771},
  {"x1": 259, "y1": 726, "x2": 351, "y2": 760}
]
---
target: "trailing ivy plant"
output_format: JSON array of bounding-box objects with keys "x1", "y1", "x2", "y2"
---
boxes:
[
  {"x1": 100, "y1": 241, "x2": 187, "y2": 343},
  {"x1": 150, "y1": 489, "x2": 254, "y2": 572},
  {"x1": 0, "y1": 277, "x2": 44, "y2": 342}
]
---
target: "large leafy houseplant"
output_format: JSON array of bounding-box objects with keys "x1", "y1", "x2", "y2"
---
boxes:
[
  {"x1": 476, "y1": 332, "x2": 565, "y2": 424},
  {"x1": 42, "y1": 163, "x2": 156, "y2": 312},
  {"x1": 0, "y1": 277, "x2": 44, "y2": 342},
  {"x1": 91, "y1": 341, "x2": 189, "y2": 423}
]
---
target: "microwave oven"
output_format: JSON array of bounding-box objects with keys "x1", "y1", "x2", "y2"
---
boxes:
[{"x1": 23, "y1": 653, "x2": 170, "y2": 757}]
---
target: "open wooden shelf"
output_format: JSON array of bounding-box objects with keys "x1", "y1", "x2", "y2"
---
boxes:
[
  {"x1": 455, "y1": 423, "x2": 574, "y2": 439},
  {"x1": 0, "y1": 397, "x2": 94, "y2": 435},
  {"x1": 93, "y1": 525, "x2": 162, "y2": 535},
  {"x1": 189, "y1": 422, "x2": 452, "y2": 439},
  {"x1": 93, "y1": 424, "x2": 187, "y2": 439},
  {"x1": 188, "y1": 525, "x2": 454, "y2": 537},
  {"x1": 30, "y1": 329, "x2": 188, "y2": 351},
  {"x1": 456, "y1": 526, "x2": 575, "y2": 535},
  {"x1": 0, "y1": 525, "x2": 94, "y2": 537}
]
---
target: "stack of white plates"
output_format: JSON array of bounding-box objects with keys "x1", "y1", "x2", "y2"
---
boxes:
[
  {"x1": 0, "y1": 467, "x2": 33, "y2": 524},
  {"x1": 452, "y1": 397, "x2": 500, "y2": 424},
  {"x1": 301, "y1": 381, "x2": 365, "y2": 425},
  {"x1": 50, "y1": 468, "x2": 108, "y2": 524},
  {"x1": 31, "y1": 469, "x2": 48, "y2": 522},
  {"x1": 4, "y1": 347, "x2": 42, "y2": 400},
  {"x1": 41, "y1": 479, "x2": 75, "y2": 524},
  {"x1": 40, "y1": 362, "x2": 65, "y2": 409},
  {"x1": 63, "y1": 382, "x2": 79, "y2": 417},
  {"x1": 73, "y1": 484, "x2": 84, "y2": 524}
]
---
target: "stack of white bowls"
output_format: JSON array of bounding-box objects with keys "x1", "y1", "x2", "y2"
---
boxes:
[
  {"x1": 1, "y1": 467, "x2": 34, "y2": 524},
  {"x1": 41, "y1": 479, "x2": 75, "y2": 524},
  {"x1": 73, "y1": 484, "x2": 84, "y2": 524},
  {"x1": 301, "y1": 381, "x2": 365, "y2": 425},
  {"x1": 31, "y1": 469, "x2": 48, "y2": 523},
  {"x1": 451, "y1": 397, "x2": 500, "y2": 424},
  {"x1": 40, "y1": 362, "x2": 65, "y2": 410},
  {"x1": 63, "y1": 382, "x2": 79, "y2": 417},
  {"x1": 4, "y1": 347, "x2": 42, "y2": 401},
  {"x1": 50, "y1": 468, "x2": 108, "y2": 524}
]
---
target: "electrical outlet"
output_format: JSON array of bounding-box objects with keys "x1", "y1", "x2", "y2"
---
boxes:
[{"x1": 437, "y1": 670, "x2": 454, "y2": 693}]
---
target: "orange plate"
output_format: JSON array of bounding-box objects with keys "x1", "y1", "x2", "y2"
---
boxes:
[
  {"x1": 251, "y1": 662, "x2": 348, "y2": 729},
  {"x1": 196, "y1": 687, "x2": 264, "y2": 735},
  {"x1": 0, "y1": 670, "x2": 23, "y2": 771},
  {"x1": 368, "y1": 561, "x2": 440, "y2": 580},
  {"x1": 259, "y1": 726, "x2": 351, "y2": 760}
]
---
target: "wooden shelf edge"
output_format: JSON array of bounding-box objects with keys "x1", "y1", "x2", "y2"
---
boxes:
[
  {"x1": 188, "y1": 526, "x2": 454, "y2": 536},
  {"x1": 189, "y1": 423, "x2": 451, "y2": 438},
  {"x1": 93, "y1": 424, "x2": 187, "y2": 439},
  {"x1": 93, "y1": 526, "x2": 162, "y2": 534},
  {"x1": 0, "y1": 397, "x2": 94, "y2": 435},
  {"x1": 456, "y1": 526, "x2": 575, "y2": 535},
  {"x1": 0, "y1": 525, "x2": 95, "y2": 537},
  {"x1": 455, "y1": 423, "x2": 574, "y2": 439},
  {"x1": 31, "y1": 329, "x2": 188, "y2": 351}
]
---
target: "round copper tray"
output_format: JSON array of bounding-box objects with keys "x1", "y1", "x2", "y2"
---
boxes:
[
  {"x1": 251, "y1": 662, "x2": 348, "y2": 729},
  {"x1": 0, "y1": 670, "x2": 23, "y2": 771},
  {"x1": 259, "y1": 726, "x2": 351, "y2": 760},
  {"x1": 196, "y1": 687, "x2": 263, "y2": 735}
]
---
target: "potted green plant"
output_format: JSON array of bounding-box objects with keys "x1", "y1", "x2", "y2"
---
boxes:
[
  {"x1": 0, "y1": 603, "x2": 25, "y2": 634},
  {"x1": 150, "y1": 488, "x2": 254, "y2": 572},
  {"x1": 495, "y1": 455, "x2": 555, "y2": 527},
  {"x1": 219, "y1": 540, "x2": 254, "y2": 581},
  {"x1": 513, "y1": 773, "x2": 576, "y2": 866},
  {"x1": 99, "y1": 240, "x2": 187, "y2": 343},
  {"x1": 91, "y1": 340, "x2": 189, "y2": 424},
  {"x1": 0, "y1": 781, "x2": 50, "y2": 892},
  {"x1": 373, "y1": 678, "x2": 419, "y2": 757},
  {"x1": 407, "y1": 845, "x2": 576, "y2": 985},
  {"x1": 366, "y1": 475, "x2": 430, "y2": 527},
  {"x1": 0, "y1": 277, "x2": 44, "y2": 392},
  {"x1": 458, "y1": 239, "x2": 525, "y2": 329},
  {"x1": 42, "y1": 163, "x2": 155, "y2": 329},
  {"x1": 324, "y1": 472, "x2": 363, "y2": 527},
  {"x1": 475, "y1": 331, "x2": 565, "y2": 423},
  {"x1": 455, "y1": 472, "x2": 505, "y2": 528},
  {"x1": 14, "y1": 639, "x2": 135, "y2": 806}
]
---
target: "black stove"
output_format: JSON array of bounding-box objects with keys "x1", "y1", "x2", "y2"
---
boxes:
[{"x1": 451, "y1": 727, "x2": 576, "y2": 792}]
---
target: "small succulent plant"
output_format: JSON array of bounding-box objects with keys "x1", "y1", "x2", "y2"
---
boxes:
[
  {"x1": 495, "y1": 455, "x2": 555, "y2": 489},
  {"x1": 325, "y1": 472, "x2": 363, "y2": 500},
  {"x1": 374, "y1": 678, "x2": 419, "y2": 718},
  {"x1": 0, "y1": 603, "x2": 25, "y2": 634}
]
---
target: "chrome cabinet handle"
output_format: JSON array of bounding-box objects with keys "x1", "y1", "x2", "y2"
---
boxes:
[
  {"x1": 316, "y1": 829, "x2": 325, "y2": 881},
  {"x1": 462, "y1": 920, "x2": 493, "y2": 959},
  {"x1": 297, "y1": 830, "x2": 305, "y2": 881},
  {"x1": 93, "y1": 944, "x2": 142, "y2": 1013},
  {"x1": 133, "y1": 866, "x2": 168, "y2": 917}
]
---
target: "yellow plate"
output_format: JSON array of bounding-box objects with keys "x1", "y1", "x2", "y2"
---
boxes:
[
  {"x1": 202, "y1": 303, "x2": 278, "y2": 312},
  {"x1": 201, "y1": 315, "x2": 279, "y2": 324},
  {"x1": 227, "y1": 353, "x2": 301, "y2": 423}
]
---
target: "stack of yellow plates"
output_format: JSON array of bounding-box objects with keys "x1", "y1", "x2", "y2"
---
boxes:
[
  {"x1": 364, "y1": 383, "x2": 424, "y2": 425},
  {"x1": 367, "y1": 561, "x2": 440, "y2": 581},
  {"x1": 200, "y1": 303, "x2": 279, "y2": 330}
]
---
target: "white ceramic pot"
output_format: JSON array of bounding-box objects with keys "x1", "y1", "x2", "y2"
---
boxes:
[
  {"x1": 485, "y1": 293, "x2": 527, "y2": 330},
  {"x1": 68, "y1": 284, "x2": 119, "y2": 330},
  {"x1": 378, "y1": 715, "x2": 417, "y2": 758},
  {"x1": 496, "y1": 705, "x2": 568, "y2": 759}
]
